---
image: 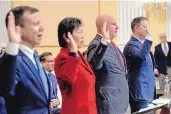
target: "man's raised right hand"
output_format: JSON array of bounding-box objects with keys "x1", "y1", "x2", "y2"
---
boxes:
[{"x1": 7, "y1": 12, "x2": 21, "y2": 44}]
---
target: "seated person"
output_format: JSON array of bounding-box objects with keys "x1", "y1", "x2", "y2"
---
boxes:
[{"x1": 40, "y1": 52, "x2": 60, "y2": 114}]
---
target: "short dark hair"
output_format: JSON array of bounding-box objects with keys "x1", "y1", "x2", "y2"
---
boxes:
[
  {"x1": 39, "y1": 52, "x2": 52, "y2": 62},
  {"x1": 131, "y1": 17, "x2": 148, "y2": 32},
  {"x1": 5, "y1": 6, "x2": 39, "y2": 28},
  {"x1": 58, "y1": 17, "x2": 82, "y2": 48}
]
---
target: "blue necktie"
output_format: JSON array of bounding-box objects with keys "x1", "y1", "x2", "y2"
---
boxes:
[
  {"x1": 48, "y1": 73, "x2": 58, "y2": 99},
  {"x1": 48, "y1": 73, "x2": 53, "y2": 99},
  {"x1": 33, "y1": 51, "x2": 49, "y2": 98}
]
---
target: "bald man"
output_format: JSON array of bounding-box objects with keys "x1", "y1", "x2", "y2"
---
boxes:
[
  {"x1": 154, "y1": 33, "x2": 171, "y2": 89},
  {"x1": 87, "y1": 15, "x2": 129, "y2": 114}
]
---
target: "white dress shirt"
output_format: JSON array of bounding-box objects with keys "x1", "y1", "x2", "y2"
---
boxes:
[
  {"x1": 161, "y1": 42, "x2": 169, "y2": 55},
  {"x1": 6, "y1": 43, "x2": 37, "y2": 68}
]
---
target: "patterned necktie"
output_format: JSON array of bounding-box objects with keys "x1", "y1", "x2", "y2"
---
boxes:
[
  {"x1": 163, "y1": 43, "x2": 168, "y2": 56},
  {"x1": 33, "y1": 51, "x2": 49, "y2": 98}
]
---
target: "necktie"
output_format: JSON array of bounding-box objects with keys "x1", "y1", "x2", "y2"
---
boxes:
[
  {"x1": 111, "y1": 41, "x2": 125, "y2": 70},
  {"x1": 33, "y1": 51, "x2": 49, "y2": 98},
  {"x1": 48, "y1": 73, "x2": 54, "y2": 99},
  {"x1": 163, "y1": 43, "x2": 168, "y2": 56}
]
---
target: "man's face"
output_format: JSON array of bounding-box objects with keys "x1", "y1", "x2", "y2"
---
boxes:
[
  {"x1": 160, "y1": 35, "x2": 167, "y2": 43},
  {"x1": 136, "y1": 20, "x2": 148, "y2": 39},
  {"x1": 20, "y1": 11, "x2": 44, "y2": 47},
  {"x1": 42, "y1": 55, "x2": 54, "y2": 72},
  {"x1": 106, "y1": 17, "x2": 119, "y2": 40},
  {"x1": 72, "y1": 25, "x2": 84, "y2": 49}
]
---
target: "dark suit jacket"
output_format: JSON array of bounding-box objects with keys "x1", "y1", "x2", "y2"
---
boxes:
[
  {"x1": 150, "y1": 51, "x2": 156, "y2": 70},
  {"x1": 0, "y1": 97, "x2": 6, "y2": 114},
  {"x1": 154, "y1": 42, "x2": 171, "y2": 74},
  {"x1": 49, "y1": 73, "x2": 58, "y2": 100},
  {"x1": 150, "y1": 51, "x2": 157, "y2": 100},
  {"x1": 123, "y1": 36, "x2": 155, "y2": 102},
  {"x1": 87, "y1": 34, "x2": 129, "y2": 114},
  {"x1": 47, "y1": 72, "x2": 60, "y2": 114},
  {"x1": 0, "y1": 54, "x2": 6, "y2": 114},
  {"x1": 0, "y1": 50, "x2": 51, "y2": 114}
]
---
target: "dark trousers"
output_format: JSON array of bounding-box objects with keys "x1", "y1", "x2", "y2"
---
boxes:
[{"x1": 129, "y1": 94, "x2": 148, "y2": 113}]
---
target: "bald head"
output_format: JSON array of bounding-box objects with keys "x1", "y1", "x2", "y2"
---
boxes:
[
  {"x1": 159, "y1": 33, "x2": 167, "y2": 43},
  {"x1": 96, "y1": 15, "x2": 118, "y2": 39},
  {"x1": 96, "y1": 15, "x2": 115, "y2": 27},
  {"x1": 159, "y1": 33, "x2": 166, "y2": 38}
]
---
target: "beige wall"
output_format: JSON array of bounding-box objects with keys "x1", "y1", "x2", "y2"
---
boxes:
[
  {"x1": 11, "y1": 1, "x2": 167, "y2": 55},
  {"x1": 12, "y1": 1, "x2": 99, "y2": 56},
  {"x1": 11, "y1": 1, "x2": 119, "y2": 56},
  {"x1": 146, "y1": 2, "x2": 167, "y2": 52}
]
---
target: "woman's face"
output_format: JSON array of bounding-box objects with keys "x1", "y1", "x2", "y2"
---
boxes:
[{"x1": 72, "y1": 25, "x2": 84, "y2": 49}]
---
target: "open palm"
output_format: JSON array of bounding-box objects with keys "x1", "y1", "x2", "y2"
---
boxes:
[{"x1": 7, "y1": 12, "x2": 21, "y2": 43}]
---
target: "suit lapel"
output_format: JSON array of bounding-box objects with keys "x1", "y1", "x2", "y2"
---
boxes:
[
  {"x1": 159, "y1": 44, "x2": 166, "y2": 57},
  {"x1": 108, "y1": 43, "x2": 125, "y2": 72},
  {"x1": 117, "y1": 48, "x2": 127, "y2": 73},
  {"x1": 78, "y1": 51, "x2": 94, "y2": 75},
  {"x1": 19, "y1": 50, "x2": 48, "y2": 100},
  {"x1": 167, "y1": 42, "x2": 171, "y2": 56}
]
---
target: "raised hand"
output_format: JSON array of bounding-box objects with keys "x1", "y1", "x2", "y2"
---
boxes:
[
  {"x1": 146, "y1": 23, "x2": 151, "y2": 36},
  {"x1": 67, "y1": 32, "x2": 78, "y2": 53},
  {"x1": 101, "y1": 21, "x2": 110, "y2": 43},
  {"x1": 7, "y1": 12, "x2": 21, "y2": 44}
]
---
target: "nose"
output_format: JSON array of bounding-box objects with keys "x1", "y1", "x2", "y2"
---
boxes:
[
  {"x1": 40, "y1": 25, "x2": 44, "y2": 32},
  {"x1": 116, "y1": 24, "x2": 119, "y2": 29}
]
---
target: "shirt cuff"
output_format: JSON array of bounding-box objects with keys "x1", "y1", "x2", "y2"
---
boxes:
[
  {"x1": 101, "y1": 39, "x2": 111, "y2": 45},
  {"x1": 6, "y1": 42, "x2": 19, "y2": 56},
  {"x1": 145, "y1": 35, "x2": 152, "y2": 41}
]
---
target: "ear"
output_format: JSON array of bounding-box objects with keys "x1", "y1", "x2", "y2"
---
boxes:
[
  {"x1": 135, "y1": 26, "x2": 139, "y2": 32},
  {"x1": 63, "y1": 33, "x2": 70, "y2": 43}
]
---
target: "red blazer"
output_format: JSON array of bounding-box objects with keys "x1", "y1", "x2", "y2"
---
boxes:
[{"x1": 54, "y1": 48, "x2": 97, "y2": 114}]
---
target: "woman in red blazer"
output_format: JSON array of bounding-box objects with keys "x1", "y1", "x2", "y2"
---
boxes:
[{"x1": 54, "y1": 17, "x2": 97, "y2": 114}]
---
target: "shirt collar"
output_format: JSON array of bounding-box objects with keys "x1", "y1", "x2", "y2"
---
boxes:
[
  {"x1": 161, "y1": 42, "x2": 167, "y2": 45},
  {"x1": 133, "y1": 35, "x2": 144, "y2": 44},
  {"x1": 97, "y1": 33, "x2": 102, "y2": 37},
  {"x1": 19, "y1": 44, "x2": 35, "y2": 57}
]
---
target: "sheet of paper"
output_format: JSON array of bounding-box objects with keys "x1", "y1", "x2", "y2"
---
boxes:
[{"x1": 156, "y1": 78, "x2": 160, "y2": 89}]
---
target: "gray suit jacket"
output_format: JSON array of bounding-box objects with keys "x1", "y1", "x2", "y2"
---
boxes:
[{"x1": 87, "y1": 34, "x2": 129, "y2": 114}]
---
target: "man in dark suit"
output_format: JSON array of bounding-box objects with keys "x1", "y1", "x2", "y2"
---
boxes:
[
  {"x1": 0, "y1": 47, "x2": 7, "y2": 114},
  {"x1": 40, "y1": 52, "x2": 60, "y2": 114},
  {"x1": 154, "y1": 33, "x2": 171, "y2": 89},
  {"x1": 123, "y1": 17, "x2": 155, "y2": 113},
  {"x1": 87, "y1": 15, "x2": 129, "y2": 114},
  {"x1": 0, "y1": 6, "x2": 51, "y2": 114}
]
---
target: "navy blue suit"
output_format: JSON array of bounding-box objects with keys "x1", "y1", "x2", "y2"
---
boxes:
[
  {"x1": 154, "y1": 42, "x2": 171, "y2": 74},
  {"x1": 0, "y1": 96, "x2": 6, "y2": 114},
  {"x1": 0, "y1": 50, "x2": 51, "y2": 114},
  {"x1": 47, "y1": 72, "x2": 60, "y2": 114},
  {"x1": 0, "y1": 55, "x2": 6, "y2": 114},
  {"x1": 123, "y1": 37, "x2": 155, "y2": 112}
]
